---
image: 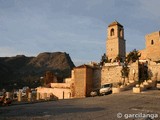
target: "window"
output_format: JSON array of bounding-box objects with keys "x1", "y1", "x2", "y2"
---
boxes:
[
  {"x1": 110, "y1": 28, "x2": 114, "y2": 36},
  {"x1": 151, "y1": 40, "x2": 154, "y2": 45}
]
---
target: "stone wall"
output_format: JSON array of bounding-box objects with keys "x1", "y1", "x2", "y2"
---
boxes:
[
  {"x1": 51, "y1": 83, "x2": 72, "y2": 89},
  {"x1": 74, "y1": 67, "x2": 86, "y2": 98},
  {"x1": 92, "y1": 68, "x2": 101, "y2": 89},
  {"x1": 128, "y1": 61, "x2": 139, "y2": 81},
  {"x1": 139, "y1": 31, "x2": 160, "y2": 61},
  {"x1": 36, "y1": 87, "x2": 72, "y2": 99},
  {"x1": 106, "y1": 21, "x2": 126, "y2": 61},
  {"x1": 74, "y1": 65, "x2": 93, "y2": 98},
  {"x1": 101, "y1": 62, "x2": 139, "y2": 85},
  {"x1": 139, "y1": 49, "x2": 147, "y2": 60},
  {"x1": 86, "y1": 67, "x2": 93, "y2": 96},
  {"x1": 148, "y1": 61, "x2": 160, "y2": 80},
  {"x1": 145, "y1": 31, "x2": 160, "y2": 61},
  {"x1": 101, "y1": 65, "x2": 122, "y2": 85}
]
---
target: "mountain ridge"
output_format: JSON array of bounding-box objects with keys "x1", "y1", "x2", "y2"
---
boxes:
[{"x1": 0, "y1": 52, "x2": 75, "y2": 90}]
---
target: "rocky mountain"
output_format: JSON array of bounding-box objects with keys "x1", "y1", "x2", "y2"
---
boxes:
[{"x1": 0, "y1": 52, "x2": 75, "y2": 90}]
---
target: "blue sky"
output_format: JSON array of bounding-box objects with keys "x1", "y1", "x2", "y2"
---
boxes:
[{"x1": 0, "y1": 0, "x2": 160, "y2": 65}]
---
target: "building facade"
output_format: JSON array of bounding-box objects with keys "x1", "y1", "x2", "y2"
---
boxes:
[{"x1": 74, "y1": 65, "x2": 93, "y2": 98}]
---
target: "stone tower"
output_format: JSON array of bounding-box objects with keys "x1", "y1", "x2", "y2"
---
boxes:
[{"x1": 106, "y1": 21, "x2": 126, "y2": 62}]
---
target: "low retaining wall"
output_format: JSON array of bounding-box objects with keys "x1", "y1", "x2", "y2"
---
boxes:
[{"x1": 37, "y1": 87, "x2": 72, "y2": 99}]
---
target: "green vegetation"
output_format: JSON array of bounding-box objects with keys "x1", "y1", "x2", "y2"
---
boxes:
[
  {"x1": 100, "y1": 53, "x2": 110, "y2": 66},
  {"x1": 121, "y1": 64, "x2": 130, "y2": 85},
  {"x1": 114, "y1": 54, "x2": 123, "y2": 62},
  {"x1": 126, "y1": 49, "x2": 141, "y2": 63}
]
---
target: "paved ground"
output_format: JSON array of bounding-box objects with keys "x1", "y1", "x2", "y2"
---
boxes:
[{"x1": 0, "y1": 90, "x2": 160, "y2": 120}]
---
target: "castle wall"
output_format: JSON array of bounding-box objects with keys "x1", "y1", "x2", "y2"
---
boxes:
[
  {"x1": 145, "y1": 31, "x2": 160, "y2": 61},
  {"x1": 148, "y1": 61, "x2": 160, "y2": 81},
  {"x1": 101, "y1": 65, "x2": 122, "y2": 85},
  {"x1": 101, "y1": 62, "x2": 139, "y2": 85},
  {"x1": 139, "y1": 49, "x2": 147, "y2": 60}
]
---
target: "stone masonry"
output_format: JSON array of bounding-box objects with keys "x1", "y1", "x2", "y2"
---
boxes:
[
  {"x1": 106, "y1": 21, "x2": 126, "y2": 61},
  {"x1": 74, "y1": 65, "x2": 93, "y2": 98},
  {"x1": 101, "y1": 64, "x2": 122, "y2": 85},
  {"x1": 139, "y1": 31, "x2": 160, "y2": 61}
]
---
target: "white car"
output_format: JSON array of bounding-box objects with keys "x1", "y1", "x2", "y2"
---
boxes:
[
  {"x1": 16, "y1": 90, "x2": 26, "y2": 97},
  {"x1": 99, "y1": 83, "x2": 112, "y2": 95},
  {"x1": 157, "y1": 81, "x2": 160, "y2": 90},
  {"x1": 0, "y1": 92, "x2": 3, "y2": 98},
  {"x1": 90, "y1": 88, "x2": 100, "y2": 97}
]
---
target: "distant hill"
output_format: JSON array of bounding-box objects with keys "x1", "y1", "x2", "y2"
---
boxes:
[{"x1": 0, "y1": 52, "x2": 75, "y2": 90}]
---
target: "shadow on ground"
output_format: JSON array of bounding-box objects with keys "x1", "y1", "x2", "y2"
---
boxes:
[{"x1": 0, "y1": 105, "x2": 105, "y2": 118}]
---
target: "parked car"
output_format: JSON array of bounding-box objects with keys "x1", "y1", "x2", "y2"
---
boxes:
[
  {"x1": 0, "y1": 96, "x2": 4, "y2": 105},
  {"x1": 99, "y1": 83, "x2": 112, "y2": 95},
  {"x1": 0, "y1": 93, "x2": 12, "y2": 106},
  {"x1": 0, "y1": 92, "x2": 3, "y2": 98},
  {"x1": 16, "y1": 90, "x2": 26, "y2": 97},
  {"x1": 90, "y1": 88, "x2": 100, "y2": 97},
  {"x1": 3, "y1": 98, "x2": 12, "y2": 106},
  {"x1": 156, "y1": 81, "x2": 160, "y2": 90},
  {"x1": 90, "y1": 83, "x2": 112, "y2": 97}
]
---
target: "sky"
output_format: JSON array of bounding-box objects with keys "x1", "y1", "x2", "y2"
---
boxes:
[{"x1": 0, "y1": 0, "x2": 160, "y2": 65}]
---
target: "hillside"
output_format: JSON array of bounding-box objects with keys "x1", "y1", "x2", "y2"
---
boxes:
[{"x1": 0, "y1": 52, "x2": 75, "y2": 90}]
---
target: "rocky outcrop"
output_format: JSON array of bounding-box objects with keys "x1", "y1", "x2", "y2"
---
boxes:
[{"x1": 0, "y1": 52, "x2": 75, "y2": 90}]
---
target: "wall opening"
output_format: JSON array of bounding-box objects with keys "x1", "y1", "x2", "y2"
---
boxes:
[
  {"x1": 151, "y1": 40, "x2": 154, "y2": 45},
  {"x1": 110, "y1": 28, "x2": 114, "y2": 36}
]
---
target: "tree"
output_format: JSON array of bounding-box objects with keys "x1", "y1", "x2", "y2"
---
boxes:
[
  {"x1": 126, "y1": 49, "x2": 141, "y2": 63},
  {"x1": 121, "y1": 64, "x2": 130, "y2": 85},
  {"x1": 100, "y1": 53, "x2": 109, "y2": 66},
  {"x1": 114, "y1": 54, "x2": 122, "y2": 62},
  {"x1": 43, "y1": 71, "x2": 57, "y2": 87}
]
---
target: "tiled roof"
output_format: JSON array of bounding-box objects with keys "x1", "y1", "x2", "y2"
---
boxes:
[{"x1": 108, "y1": 21, "x2": 123, "y2": 27}]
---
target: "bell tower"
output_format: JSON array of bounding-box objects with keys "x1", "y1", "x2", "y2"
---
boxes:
[{"x1": 106, "y1": 21, "x2": 126, "y2": 62}]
